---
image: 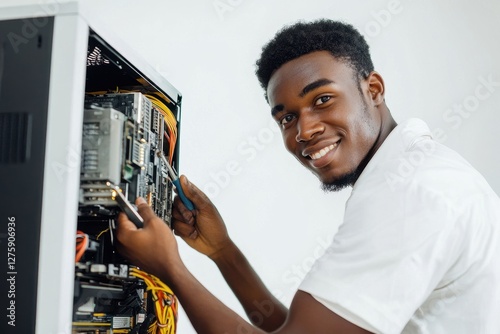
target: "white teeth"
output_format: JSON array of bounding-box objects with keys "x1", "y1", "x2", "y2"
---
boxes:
[{"x1": 309, "y1": 142, "x2": 338, "y2": 160}]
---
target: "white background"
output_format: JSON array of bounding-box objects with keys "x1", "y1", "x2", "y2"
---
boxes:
[
  {"x1": 5, "y1": 0, "x2": 500, "y2": 332},
  {"x1": 87, "y1": 0, "x2": 500, "y2": 333}
]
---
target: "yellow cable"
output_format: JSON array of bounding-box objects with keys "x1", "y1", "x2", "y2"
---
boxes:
[
  {"x1": 96, "y1": 228, "x2": 110, "y2": 240},
  {"x1": 145, "y1": 94, "x2": 178, "y2": 163},
  {"x1": 130, "y1": 268, "x2": 177, "y2": 334}
]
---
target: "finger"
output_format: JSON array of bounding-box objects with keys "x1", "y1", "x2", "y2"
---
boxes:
[
  {"x1": 179, "y1": 175, "x2": 211, "y2": 209},
  {"x1": 135, "y1": 197, "x2": 157, "y2": 223},
  {"x1": 117, "y1": 212, "x2": 139, "y2": 232},
  {"x1": 116, "y1": 212, "x2": 139, "y2": 246},
  {"x1": 172, "y1": 196, "x2": 195, "y2": 224},
  {"x1": 172, "y1": 219, "x2": 198, "y2": 239}
]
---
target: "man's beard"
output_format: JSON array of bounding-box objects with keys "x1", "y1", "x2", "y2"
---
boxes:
[
  {"x1": 321, "y1": 168, "x2": 360, "y2": 192},
  {"x1": 320, "y1": 136, "x2": 376, "y2": 192}
]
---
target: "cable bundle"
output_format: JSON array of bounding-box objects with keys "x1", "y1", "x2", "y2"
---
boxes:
[
  {"x1": 130, "y1": 268, "x2": 178, "y2": 334},
  {"x1": 145, "y1": 93, "x2": 178, "y2": 164}
]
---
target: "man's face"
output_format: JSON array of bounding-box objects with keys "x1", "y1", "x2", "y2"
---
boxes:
[{"x1": 267, "y1": 51, "x2": 382, "y2": 190}]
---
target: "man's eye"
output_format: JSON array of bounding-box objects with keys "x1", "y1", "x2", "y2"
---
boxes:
[
  {"x1": 280, "y1": 114, "x2": 295, "y2": 126},
  {"x1": 315, "y1": 96, "x2": 332, "y2": 106}
]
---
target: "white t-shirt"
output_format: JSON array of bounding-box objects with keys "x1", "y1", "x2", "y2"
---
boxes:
[{"x1": 299, "y1": 119, "x2": 500, "y2": 334}]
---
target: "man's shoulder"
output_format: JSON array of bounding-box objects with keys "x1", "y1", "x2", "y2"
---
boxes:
[
  {"x1": 349, "y1": 118, "x2": 499, "y2": 225},
  {"x1": 358, "y1": 118, "x2": 491, "y2": 196}
]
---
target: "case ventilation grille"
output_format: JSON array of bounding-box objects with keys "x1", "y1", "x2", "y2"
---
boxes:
[{"x1": 0, "y1": 112, "x2": 32, "y2": 164}]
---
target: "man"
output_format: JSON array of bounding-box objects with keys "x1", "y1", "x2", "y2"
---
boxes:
[{"x1": 116, "y1": 20, "x2": 500, "y2": 333}]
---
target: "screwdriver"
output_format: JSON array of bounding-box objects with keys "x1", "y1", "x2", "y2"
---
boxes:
[
  {"x1": 157, "y1": 152, "x2": 195, "y2": 211},
  {"x1": 107, "y1": 182, "x2": 144, "y2": 228}
]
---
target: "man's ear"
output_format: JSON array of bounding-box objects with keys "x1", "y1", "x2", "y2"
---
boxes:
[{"x1": 366, "y1": 71, "x2": 385, "y2": 106}]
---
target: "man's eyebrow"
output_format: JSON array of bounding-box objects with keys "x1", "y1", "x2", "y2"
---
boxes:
[
  {"x1": 271, "y1": 104, "x2": 284, "y2": 117},
  {"x1": 270, "y1": 79, "x2": 334, "y2": 116},
  {"x1": 299, "y1": 79, "x2": 335, "y2": 97}
]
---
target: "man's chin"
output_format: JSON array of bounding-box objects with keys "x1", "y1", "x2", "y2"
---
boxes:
[{"x1": 320, "y1": 170, "x2": 359, "y2": 192}]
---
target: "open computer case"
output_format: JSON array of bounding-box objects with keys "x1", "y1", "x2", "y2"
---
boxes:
[{"x1": 0, "y1": 1, "x2": 184, "y2": 333}]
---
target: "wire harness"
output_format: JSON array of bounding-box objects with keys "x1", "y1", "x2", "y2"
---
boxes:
[{"x1": 130, "y1": 268, "x2": 178, "y2": 334}]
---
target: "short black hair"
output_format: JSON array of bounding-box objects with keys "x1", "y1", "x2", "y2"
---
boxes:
[{"x1": 255, "y1": 19, "x2": 374, "y2": 96}]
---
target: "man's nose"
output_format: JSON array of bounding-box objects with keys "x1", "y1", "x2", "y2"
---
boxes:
[{"x1": 295, "y1": 112, "x2": 324, "y2": 142}]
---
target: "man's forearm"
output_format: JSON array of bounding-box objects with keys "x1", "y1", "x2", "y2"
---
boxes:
[
  {"x1": 165, "y1": 261, "x2": 265, "y2": 334},
  {"x1": 210, "y1": 241, "x2": 288, "y2": 331}
]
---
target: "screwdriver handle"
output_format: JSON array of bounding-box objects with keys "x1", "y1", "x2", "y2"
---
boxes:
[{"x1": 172, "y1": 178, "x2": 195, "y2": 211}]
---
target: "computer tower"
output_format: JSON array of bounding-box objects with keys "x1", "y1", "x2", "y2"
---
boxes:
[{"x1": 0, "y1": 2, "x2": 183, "y2": 333}]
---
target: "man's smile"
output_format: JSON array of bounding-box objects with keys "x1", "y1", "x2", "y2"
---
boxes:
[{"x1": 302, "y1": 139, "x2": 341, "y2": 168}]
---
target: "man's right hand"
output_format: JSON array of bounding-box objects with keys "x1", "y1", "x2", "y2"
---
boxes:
[{"x1": 171, "y1": 175, "x2": 234, "y2": 260}]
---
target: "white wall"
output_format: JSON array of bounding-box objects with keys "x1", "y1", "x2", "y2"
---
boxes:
[
  {"x1": 43, "y1": 0, "x2": 500, "y2": 332},
  {"x1": 82, "y1": 0, "x2": 500, "y2": 332}
]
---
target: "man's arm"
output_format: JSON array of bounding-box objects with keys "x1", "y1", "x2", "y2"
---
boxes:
[
  {"x1": 170, "y1": 176, "x2": 287, "y2": 331},
  {"x1": 211, "y1": 241, "x2": 288, "y2": 331},
  {"x1": 116, "y1": 197, "x2": 373, "y2": 334},
  {"x1": 164, "y1": 256, "x2": 372, "y2": 334}
]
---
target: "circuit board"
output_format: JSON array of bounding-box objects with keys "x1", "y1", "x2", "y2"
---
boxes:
[{"x1": 73, "y1": 90, "x2": 179, "y2": 334}]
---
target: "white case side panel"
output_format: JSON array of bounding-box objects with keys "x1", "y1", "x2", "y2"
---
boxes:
[{"x1": 35, "y1": 14, "x2": 88, "y2": 334}]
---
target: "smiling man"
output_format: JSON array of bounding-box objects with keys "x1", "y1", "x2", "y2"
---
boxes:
[
  {"x1": 116, "y1": 20, "x2": 500, "y2": 333},
  {"x1": 265, "y1": 50, "x2": 395, "y2": 191}
]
